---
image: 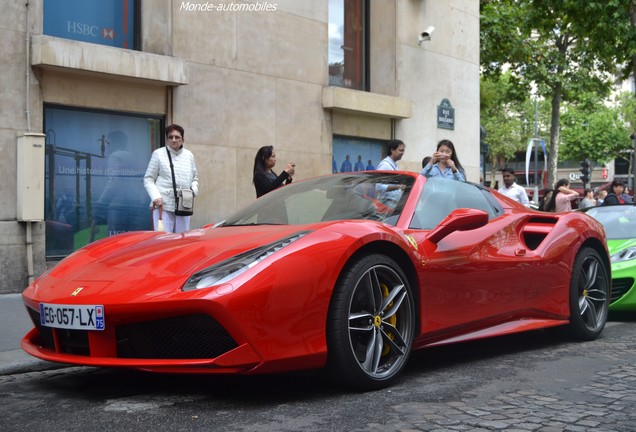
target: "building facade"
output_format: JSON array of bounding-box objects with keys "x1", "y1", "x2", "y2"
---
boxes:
[{"x1": 1, "y1": 0, "x2": 479, "y2": 293}]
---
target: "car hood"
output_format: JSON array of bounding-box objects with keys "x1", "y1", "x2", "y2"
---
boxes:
[{"x1": 29, "y1": 224, "x2": 330, "y2": 303}]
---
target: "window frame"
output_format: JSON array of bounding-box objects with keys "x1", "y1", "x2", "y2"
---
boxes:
[
  {"x1": 328, "y1": 0, "x2": 370, "y2": 91},
  {"x1": 43, "y1": 104, "x2": 163, "y2": 259}
]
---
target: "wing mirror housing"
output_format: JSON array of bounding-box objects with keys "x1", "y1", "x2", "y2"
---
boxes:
[{"x1": 427, "y1": 208, "x2": 489, "y2": 244}]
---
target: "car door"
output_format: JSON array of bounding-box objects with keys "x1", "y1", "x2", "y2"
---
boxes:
[{"x1": 406, "y1": 178, "x2": 536, "y2": 334}]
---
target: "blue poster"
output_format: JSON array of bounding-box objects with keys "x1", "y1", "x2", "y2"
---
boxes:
[
  {"x1": 333, "y1": 136, "x2": 385, "y2": 174},
  {"x1": 44, "y1": 107, "x2": 160, "y2": 257},
  {"x1": 44, "y1": 0, "x2": 135, "y2": 49}
]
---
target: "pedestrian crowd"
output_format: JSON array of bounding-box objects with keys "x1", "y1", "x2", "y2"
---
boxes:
[
  {"x1": 528, "y1": 177, "x2": 632, "y2": 213},
  {"x1": 141, "y1": 125, "x2": 632, "y2": 234},
  {"x1": 487, "y1": 161, "x2": 632, "y2": 212}
]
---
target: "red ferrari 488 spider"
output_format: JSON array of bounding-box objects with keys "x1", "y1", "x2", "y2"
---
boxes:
[{"x1": 22, "y1": 173, "x2": 610, "y2": 390}]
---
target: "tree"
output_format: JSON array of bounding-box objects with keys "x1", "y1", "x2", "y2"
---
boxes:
[
  {"x1": 630, "y1": 1, "x2": 636, "y2": 85},
  {"x1": 480, "y1": 73, "x2": 551, "y2": 180},
  {"x1": 559, "y1": 93, "x2": 632, "y2": 164},
  {"x1": 618, "y1": 91, "x2": 636, "y2": 179},
  {"x1": 480, "y1": 74, "x2": 526, "y2": 167},
  {"x1": 481, "y1": 0, "x2": 636, "y2": 188},
  {"x1": 619, "y1": 92, "x2": 636, "y2": 136}
]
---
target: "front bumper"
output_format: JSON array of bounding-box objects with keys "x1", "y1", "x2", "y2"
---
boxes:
[{"x1": 21, "y1": 307, "x2": 262, "y2": 373}]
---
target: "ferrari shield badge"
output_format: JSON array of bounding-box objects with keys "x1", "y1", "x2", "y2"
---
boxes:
[{"x1": 405, "y1": 234, "x2": 417, "y2": 250}]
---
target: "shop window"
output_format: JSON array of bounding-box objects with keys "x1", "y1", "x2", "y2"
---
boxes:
[
  {"x1": 43, "y1": 0, "x2": 139, "y2": 49},
  {"x1": 615, "y1": 157, "x2": 630, "y2": 175},
  {"x1": 332, "y1": 136, "x2": 383, "y2": 174},
  {"x1": 328, "y1": 0, "x2": 369, "y2": 90},
  {"x1": 44, "y1": 105, "x2": 162, "y2": 258}
]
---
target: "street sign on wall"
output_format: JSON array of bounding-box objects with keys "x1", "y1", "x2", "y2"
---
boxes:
[{"x1": 437, "y1": 99, "x2": 455, "y2": 130}]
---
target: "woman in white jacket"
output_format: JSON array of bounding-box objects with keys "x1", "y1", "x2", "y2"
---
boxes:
[{"x1": 143, "y1": 124, "x2": 199, "y2": 233}]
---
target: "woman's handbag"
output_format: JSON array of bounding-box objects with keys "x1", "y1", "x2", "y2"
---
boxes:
[
  {"x1": 166, "y1": 147, "x2": 194, "y2": 216},
  {"x1": 175, "y1": 188, "x2": 194, "y2": 216}
]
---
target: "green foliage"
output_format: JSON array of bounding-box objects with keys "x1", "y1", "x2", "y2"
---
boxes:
[
  {"x1": 481, "y1": 0, "x2": 636, "y2": 185},
  {"x1": 480, "y1": 74, "x2": 525, "y2": 163},
  {"x1": 481, "y1": 74, "x2": 551, "y2": 167},
  {"x1": 481, "y1": 0, "x2": 632, "y2": 103},
  {"x1": 618, "y1": 91, "x2": 636, "y2": 134},
  {"x1": 559, "y1": 95, "x2": 632, "y2": 164}
]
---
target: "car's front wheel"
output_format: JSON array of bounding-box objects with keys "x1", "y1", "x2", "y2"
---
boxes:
[
  {"x1": 567, "y1": 247, "x2": 610, "y2": 340},
  {"x1": 326, "y1": 254, "x2": 415, "y2": 390}
]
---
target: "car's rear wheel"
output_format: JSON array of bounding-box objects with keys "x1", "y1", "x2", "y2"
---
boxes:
[
  {"x1": 568, "y1": 247, "x2": 610, "y2": 340},
  {"x1": 327, "y1": 254, "x2": 415, "y2": 390}
]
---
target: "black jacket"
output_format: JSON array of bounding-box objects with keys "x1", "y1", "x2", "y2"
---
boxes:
[
  {"x1": 253, "y1": 170, "x2": 291, "y2": 198},
  {"x1": 602, "y1": 193, "x2": 623, "y2": 206}
]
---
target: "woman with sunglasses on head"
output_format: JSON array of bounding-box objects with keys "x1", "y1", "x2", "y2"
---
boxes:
[{"x1": 421, "y1": 139, "x2": 465, "y2": 181}]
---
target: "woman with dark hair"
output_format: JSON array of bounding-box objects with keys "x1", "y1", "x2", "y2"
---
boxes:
[
  {"x1": 421, "y1": 139, "x2": 465, "y2": 181},
  {"x1": 253, "y1": 146, "x2": 295, "y2": 198},
  {"x1": 538, "y1": 188, "x2": 553, "y2": 211},
  {"x1": 602, "y1": 179, "x2": 627, "y2": 206},
  {"x1": 544, "y1": 179, "x2": 579, "y2": 212}
]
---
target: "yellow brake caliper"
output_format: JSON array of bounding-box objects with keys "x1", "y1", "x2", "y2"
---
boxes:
[{"x1": 380, "y1": 282, "x2": 396, "y2": 356}]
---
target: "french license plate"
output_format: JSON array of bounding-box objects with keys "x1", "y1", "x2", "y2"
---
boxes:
[{"x1": 39, "y1": 303, "x2": 105, "y2": 331}]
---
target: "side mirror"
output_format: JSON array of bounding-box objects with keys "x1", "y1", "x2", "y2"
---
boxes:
[{"x1": 427, "y1": 208, "x2": 489, "y2": 244}]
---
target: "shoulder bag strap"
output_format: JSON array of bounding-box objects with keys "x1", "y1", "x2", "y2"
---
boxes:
[{"x1": 166, "y1": 147, "x2": 179, "y2": 202}]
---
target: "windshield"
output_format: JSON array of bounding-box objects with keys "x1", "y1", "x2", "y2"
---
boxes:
[
  {"x1": 221, "y1": 173, "x2": 415, "y2": 226},
  {"x1": 584, "y1": 205, "x2": 636, "y2": 240}
]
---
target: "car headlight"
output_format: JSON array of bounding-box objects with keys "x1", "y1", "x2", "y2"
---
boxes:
[
  {"x1": 182, "y1": 231, "x2": 311, "y2": 291},
  {"x1": 611, "y1": 247, "x2": 636, "y2": 263}
]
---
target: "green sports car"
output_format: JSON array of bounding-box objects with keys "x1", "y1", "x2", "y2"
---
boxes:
[{"x1": 582, "y1": 204, "x2": 636, "y2": 311}]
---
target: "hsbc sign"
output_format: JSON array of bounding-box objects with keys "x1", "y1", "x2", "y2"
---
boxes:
[
  {"x1": 44, "y1": 2, "x2": 133, "y2": 49},
  {"x1": 65, "y1": 22, "x2": 117, "y2": 41},
  {"x1": 66, "y1": 22, "x2": 99, "y2": 37}
]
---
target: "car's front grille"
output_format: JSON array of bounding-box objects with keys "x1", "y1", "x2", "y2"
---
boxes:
[
  {"x1": 27, "y1": 308, "x2": 56, "y2": 351},
  {"x1": 28, "y1": 309, "x2": 95, "y2": 356},
  {"x1": 611, "y1": 277, "x2": 635, "y2": 303},
  {"x1": 116, "y1": 314, "x2": 238, "y2": 359},
  {"x1": 28, "y1": 308, "x2": 91, "y2": 355},
  {"x1": 27, "y1": 308, "x2": 238, "y2": 360},
  {"x1": 57, "y1": 329, "x2": 90, "y2": 355}
]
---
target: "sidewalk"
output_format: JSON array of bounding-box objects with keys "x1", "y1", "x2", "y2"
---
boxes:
[{"x1": 0, "y1": 293, "x2": 67, "y2": 375}]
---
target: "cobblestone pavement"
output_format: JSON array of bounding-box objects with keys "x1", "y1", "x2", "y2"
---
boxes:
[
  {"x1": 1, "y1": 322, "x2": 635, "y2": 432},
  {"x1": 384, "y1": 378, "x2": 634, "y2": 432},
  {"x1": 375, "y1": 326, "x2": 636, "y2": 432}
]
